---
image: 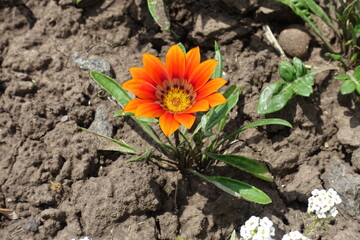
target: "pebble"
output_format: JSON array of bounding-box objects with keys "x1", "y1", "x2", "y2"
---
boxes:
[
  {"x1": 89, "y1": 104, "x2": 113, "y2": 137},
  {"x1": 23, "y1": 218, "x2": 39, "y2": 232},
  {"x1": 278, "y1": 26, "x2": 311, "y2": 59},
  {"x1": 323, "y1": 156, "x2": 360, "y2": 220},
  {"x1": 72, "y1": 53, "x2": 114, "y2": 78}
]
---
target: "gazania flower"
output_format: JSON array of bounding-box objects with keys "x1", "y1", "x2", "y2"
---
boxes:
[{"x1": 122, "y1": 45, "x2": 227, "y2": 136}]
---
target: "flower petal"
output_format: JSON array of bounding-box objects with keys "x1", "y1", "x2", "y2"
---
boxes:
[
  {"x1": 188, "y1": 59, "x2": 218, "y2": 91},
  {"x1": 135, "y1": 102, "x2": 165, "y2": 118},
  {"x1": 123, "y1": 98, "x2": 153, "y2": 113},
  {"x1": 174, "y1": 113, "x2": 196, "y2": 129},
  {"x1": 195, "y1": 78, "x2": 227, "y2": 100},
  {"x1": 203, "y1": 92, "x2": 227, "y2": 107},
  {"x1": 184, "y1": 46, "x2": 200, "y2": 80},
  {"x1": 143, "y1": 53, "x2": 168, "y2": 86},
  {"x1": 184, "y1": 99, "x2": 209, "y2": 113},
  {"x1": 122, "y1": 79, "x2": 157, "y2": 100},
  {"x1": 166, "y1": 45, "x2": 185, "y2": 81},
  {"x1": 129, "y1": 67, "x2": 156, "y2": 85},
  {"x1": 159, "y1": 112, "x2": 180, "y2": 136}
]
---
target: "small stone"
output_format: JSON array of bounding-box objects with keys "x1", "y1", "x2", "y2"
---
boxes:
[
  {"x1": 323, "y1": 156, "x2": 360, "y2": 220},
  {"x1": 89, "y1": 104, "x2": 113, "y2": 137},
  {"x1": 23, "y1": 218, "x2": 39, "y2": 232},
  {"x1": 72, "y1": 53, "x2": 114, "y2": 78},
  {"x1": 278, "y1": 26, "x2": 311, "y2": 59},
  {"x1": 60, "y1": 115, "x2": 68, "y2": 122}
]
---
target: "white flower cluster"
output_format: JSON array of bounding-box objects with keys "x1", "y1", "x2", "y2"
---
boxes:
[
  {"x1": 307, "y1": 188, "x2": 342, "y2": 219},
  {"x1": 70, "y1": 237, "x2": 92, "y2": 240},
  {"x1": 240, "y1": 216, "x2": 275, "y2": 240},
  {"x1": 281, "y1": 231, "x2": 310, "y2": 240}
]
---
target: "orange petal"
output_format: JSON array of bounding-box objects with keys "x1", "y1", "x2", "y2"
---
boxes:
[
  {"x1": 195, "y1": 78, "x2": 227, "y2": 100},
  {"x1": 135, "y1": 102, "x2": 165, "y2": 118},
  {"x1": 122, "y1": 79, "x2": 157, "y2": 100},
  {"x1": 129, "y1": 67, "x2": 156, "y2": 86},
  {"x1": 184, "y1": 47, "x2": 200, "y2": 79},
  {"x1": 166, "y1": 45, "x2": 185, "y2": 81},
  {"x1": 188, "y1": 59, "x2": 218, "y2": 91},
  {"x1": 123, "y1": 98, "x2": 153, "y2": 113},
  {"x1": 184, "y1": 99, "x2": 209, "y2": 113},
  {"x1": 204, "y1": 92, "x2": 227, "y2": 107},
  {"x1": 174, "y1": 113, "x2": 196, "y2": 129},
  {"x1": 159, "y1": 112, "x2": 180, "y2": 136},
  {"x1": 143, "y1": 53, "x2": 168, "y2": 86}
]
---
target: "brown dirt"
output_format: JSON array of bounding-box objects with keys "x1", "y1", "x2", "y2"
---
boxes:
[{"x1": 0, "y1": 0, "x2": 359, "y2": 240}]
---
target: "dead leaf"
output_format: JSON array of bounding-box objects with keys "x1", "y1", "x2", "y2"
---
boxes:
[{"x1": 0, "y1": 208, "x2": 19, "y2": 220}]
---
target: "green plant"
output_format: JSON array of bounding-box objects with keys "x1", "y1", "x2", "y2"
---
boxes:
[
  {"x1": 336, "y1": 65, "x2": 360, "y2": 96},
  {"x1": 276, "y1": 0, "x2": 360, "y2": 68},
  {"x1": 257, "y1": 57, "x2": 323, "y2": 114},
  {"x1": 88, "y1": 43, "x2": 292, "y2": 204}
]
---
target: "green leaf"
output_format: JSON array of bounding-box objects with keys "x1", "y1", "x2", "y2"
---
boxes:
[
  {"x1": 126, "y1": 148, "x2": 152, "y2": 162},
  {"x1": 292, "y1": 77, "x2": 314, "y2": 96},
  {"x1": 257, "y1": 81, "x2": 294, "y2": 114},
  {"x1": 204, "y1": 152, "x2": 273, "y2": 182},
  {"x1": 136, "y1": 117, "x2": 159, "y2": 123},
  {"x1": 279, "y1": 61, "x2": 296, "y2": 83},
  {"x1": 190, "y1": 170, "x2": 272, "y2": 204},
  {"x1": 216, "y1": 118, "x2": 292, "y2": 152},
  {"x1": 205, "y1": 85, "x2": 241, "y2": 131},
  {"x1": 177, "y1": 43, "x2": 186, "y2": 54},
  {"x1": 335, "y1": 73, "x2": 350, "y2": 81},
  {"x1": 237, "y1": 118, "x2": 292, "y2": 132},
  {"x1": 80, "y1": 127, "x2": 138, "y2": 154},
  {"x1": 356, "y1": 84, "x2": 360, "y2": 95},
  {"x1": 90, "y1": 71, "x2": 131, "y2": 107},
  {"x1": 325, "y1": 53, "x2": 344, "y2": 61},
  {"x1": 292, "y1": 57, "x2": 307, "y2": 77},
  {"x1": 341, "y1": 79, "x2": 356, "y2": 94},
  {"x1": 212, "y1": 41, "x2": 223, "y2": 79},
  {"x1": 147, "y1": 0, "x2": 170, "y2": 31},
  {"x1": 354, "y1": 65, "x2": 360, "y2": 80},
  {"x1": 230, "y1": 230, "x2": 236, "y2": 240}
]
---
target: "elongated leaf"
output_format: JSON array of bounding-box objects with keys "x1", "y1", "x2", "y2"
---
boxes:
[
  {"x1": 126, "y1": 148, "x2": 152, "y2": 162},
  {"x1": 190, "y1": 170, "x2": 272, "y2": 204},
  {"x1": 205, "y1": 152, "x2": 272, "y2": 182},
  {"x1": 216, "y1": 118, "x2": 292, "y2": 150},
  {"x1": 147, "y1": 0, "x2": 170, "y2": 31},
  {"x1": 205, "y1": 85, "x2": 241, "y2": 130},
  {"x1": 90, "y1": 71, "x2": 131, "y2": 107},
  {"x1": 303, "y1": 0, "x2": 339, "y2": 36},
  {"x1": 212, "y1": 41, "x2": 223, "y2": 79},
  {"x1": 80, "y1": 127, "x2": 138, "y2": 154}
]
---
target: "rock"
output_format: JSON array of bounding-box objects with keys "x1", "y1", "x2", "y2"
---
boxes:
[
  {"x1": 352, "y1": 148, "x2": 360, "y2": 171},
  {"x1": 89, "y1": 104, "x2": 113, "y2": 137},
  {"x1": 334, "y1": 106, "x2": 360, "y2": 147},
  {"x1": 72, "y1": 53, "x2": 114, "y2": 78},
  {"x1": 323, "y1": 156, "x2": 360, "y2": 220},
  {"x1": 278, "y1": 26, "x2": 311, "y2": 59},
  {"x1": 23, "y1": 218, "x2": 39, "y2": 232}
]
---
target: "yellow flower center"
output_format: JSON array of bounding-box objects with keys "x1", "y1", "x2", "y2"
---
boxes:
[{"x1": 163, "y1": 88, "x2": 191, "y2": 112}]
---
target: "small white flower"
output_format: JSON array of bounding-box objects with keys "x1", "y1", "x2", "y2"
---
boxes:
[
  {"x1": 307, "y1": 188, "x2": 341, "y2": 219},
  {"x1": 282, "y1": 231, "x2": 310, "y2": 240},
  {"x1": 240, "y1": 216, "x2": 275, "y2": 240}
]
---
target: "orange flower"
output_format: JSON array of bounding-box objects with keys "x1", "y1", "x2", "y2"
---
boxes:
[{"x1": 122, "y1": 45, "x2": 227, "y2": 136}]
